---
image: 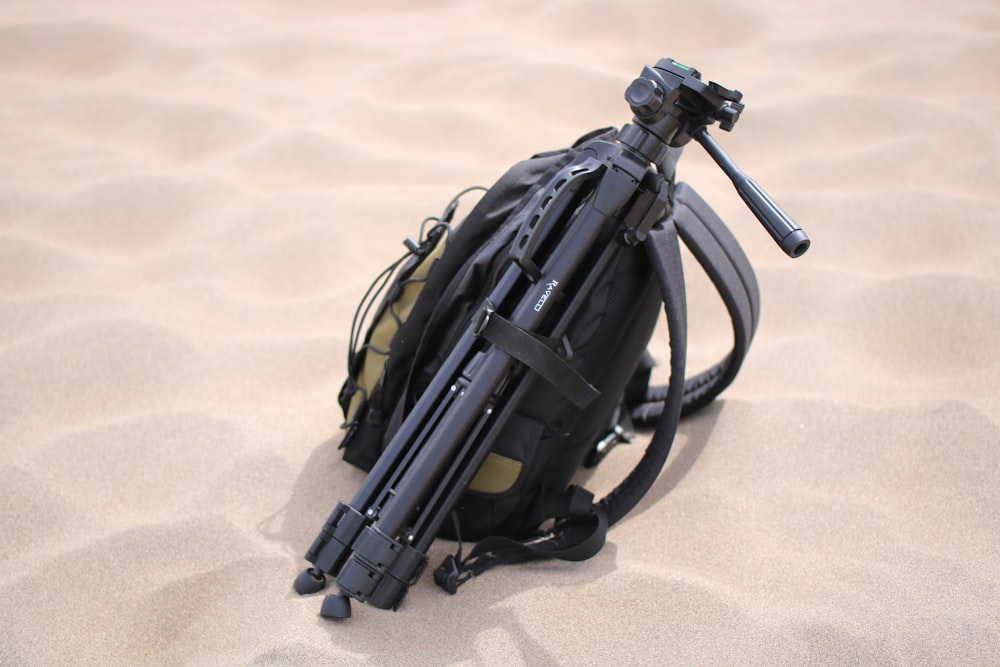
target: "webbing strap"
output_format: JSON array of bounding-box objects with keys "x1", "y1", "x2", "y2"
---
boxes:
[
  {"x1": 474, "y1": 304, "x2": 600, "y2": 410},
  {"x1": 434, "y1": 487, "x2": 604, "y2": 594}
]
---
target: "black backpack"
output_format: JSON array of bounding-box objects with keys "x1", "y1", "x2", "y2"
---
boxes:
[{"x1": 295, "y1": 58, "x2": 807, "y2": 619}]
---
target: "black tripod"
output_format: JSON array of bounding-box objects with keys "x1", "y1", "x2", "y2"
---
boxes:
[{"x1": 295, "y1": 58, "x2": 809, "y2": 618}]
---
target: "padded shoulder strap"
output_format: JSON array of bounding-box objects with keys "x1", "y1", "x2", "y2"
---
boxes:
[
  {"x1": 632, "y1": 182, "x2": 761, "y2": 427},
  {"x1": 596, "y1": 220, "x2": 688, "y2": 526}
]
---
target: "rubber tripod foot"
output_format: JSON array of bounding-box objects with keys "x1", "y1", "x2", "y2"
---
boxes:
[
  {"x1": 293, "y1": 568, "x2": 327, "y2": 595},
  {"x1": 320, "y1": 594, "x2": 352, "y2": 619}
]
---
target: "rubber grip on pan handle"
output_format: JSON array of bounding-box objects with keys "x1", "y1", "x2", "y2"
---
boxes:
[{"x1": 694, "y1": 128, "x2": 810, "y2": 258}]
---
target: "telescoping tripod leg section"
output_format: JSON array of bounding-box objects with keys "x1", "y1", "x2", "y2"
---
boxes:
[{"x1": 296, "y1": 57, "x2": 810, "y2": 619}]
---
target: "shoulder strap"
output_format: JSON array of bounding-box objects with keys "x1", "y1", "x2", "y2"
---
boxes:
[{"x1": 631, "y1": 182, "x2": 761, "y2": 427}]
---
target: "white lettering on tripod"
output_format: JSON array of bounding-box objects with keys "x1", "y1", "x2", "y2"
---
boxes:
[{"x1": 533, "y1": 280, "x2": 559, "y2": 312}]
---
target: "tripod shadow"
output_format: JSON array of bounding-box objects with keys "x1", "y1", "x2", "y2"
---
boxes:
[
  {"x1": 571, "y1": 399, "x2": 722, "y2": 522},
  {"x1": 627, "y1": 400, "x2": 723, "y2": 520},
  {"x1": 257, "y1": 432, "x2": 367, "y2": 558}
]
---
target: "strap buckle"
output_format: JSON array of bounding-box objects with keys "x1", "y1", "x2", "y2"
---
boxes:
[{"x1": 472, "y1": 301, "x2": 496, "y2": 338}]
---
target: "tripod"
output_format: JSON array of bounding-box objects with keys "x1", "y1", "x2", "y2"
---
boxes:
[{"x1": 295, "y1": 58, "x2": 809, "y2": 619}]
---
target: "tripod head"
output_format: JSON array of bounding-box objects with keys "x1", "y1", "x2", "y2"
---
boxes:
[
  {"x1": 625, "y1": 58, "x2": 744, "y2": 147},
  {"x1": 620, "y1": 58, "x2": 810, "y2": 258}
]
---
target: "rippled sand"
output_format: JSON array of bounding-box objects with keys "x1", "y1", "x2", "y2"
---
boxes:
[{"x1": 1, "y1": 1, "x2": 998, "y2": 664}]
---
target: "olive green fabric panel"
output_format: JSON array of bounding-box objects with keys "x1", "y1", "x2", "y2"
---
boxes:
[
  {"x1": 345, "y1": 236, "x2": 447, "y2": 422},
  {"x1": 468, "y1": 452, "x2": 523, "y2": 494}
]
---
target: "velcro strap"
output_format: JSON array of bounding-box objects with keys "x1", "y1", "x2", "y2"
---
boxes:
[{"x1": 474, "y1": 304, "x2": 599, "y2": 409}]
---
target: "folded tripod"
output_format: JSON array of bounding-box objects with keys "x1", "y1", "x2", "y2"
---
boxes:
[{"x1": 295, "y1": 58, "x2": 809, "y2": 619}]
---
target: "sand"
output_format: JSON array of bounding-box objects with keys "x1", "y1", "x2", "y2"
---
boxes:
[{"x1": 1, "y1": 0, "x2": 998, "y2": 664}]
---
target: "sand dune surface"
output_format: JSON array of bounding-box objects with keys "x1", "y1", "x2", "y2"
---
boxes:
[{"x1": 1, "y1": 1, "x2": 998, "y2": 664}]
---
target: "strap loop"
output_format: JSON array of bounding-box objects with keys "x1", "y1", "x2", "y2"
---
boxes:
[{"x1": 474, "y1": 302, "x2": 600, "y2": 409}]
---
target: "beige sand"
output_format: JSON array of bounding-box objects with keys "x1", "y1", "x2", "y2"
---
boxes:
[{"x1": 1, "y1": 0, "x2": 998, "y2": 664}]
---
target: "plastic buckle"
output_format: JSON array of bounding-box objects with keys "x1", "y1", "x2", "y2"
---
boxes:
[
  {"x1": 472, "y1": 301, "x2": 495, "y2": 338},
  {"x1": 566, "y1": 485, "x2": 596, "y2": 516},
  {"x1": 433, "y1": 555, "x2": 462, "y2": 595}
]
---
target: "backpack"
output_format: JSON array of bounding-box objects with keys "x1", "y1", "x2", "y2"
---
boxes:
[{"x1": 294, "y1": 58, "x2": 807, "y2": 619}]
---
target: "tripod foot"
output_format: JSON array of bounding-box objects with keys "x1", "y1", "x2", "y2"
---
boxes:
[
  {"x1": 320, "y1": 594, "x2": 352, "y2": 619},
  {"x1": 293, "y1": 567, "x2": 327, "y2": 595}
]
